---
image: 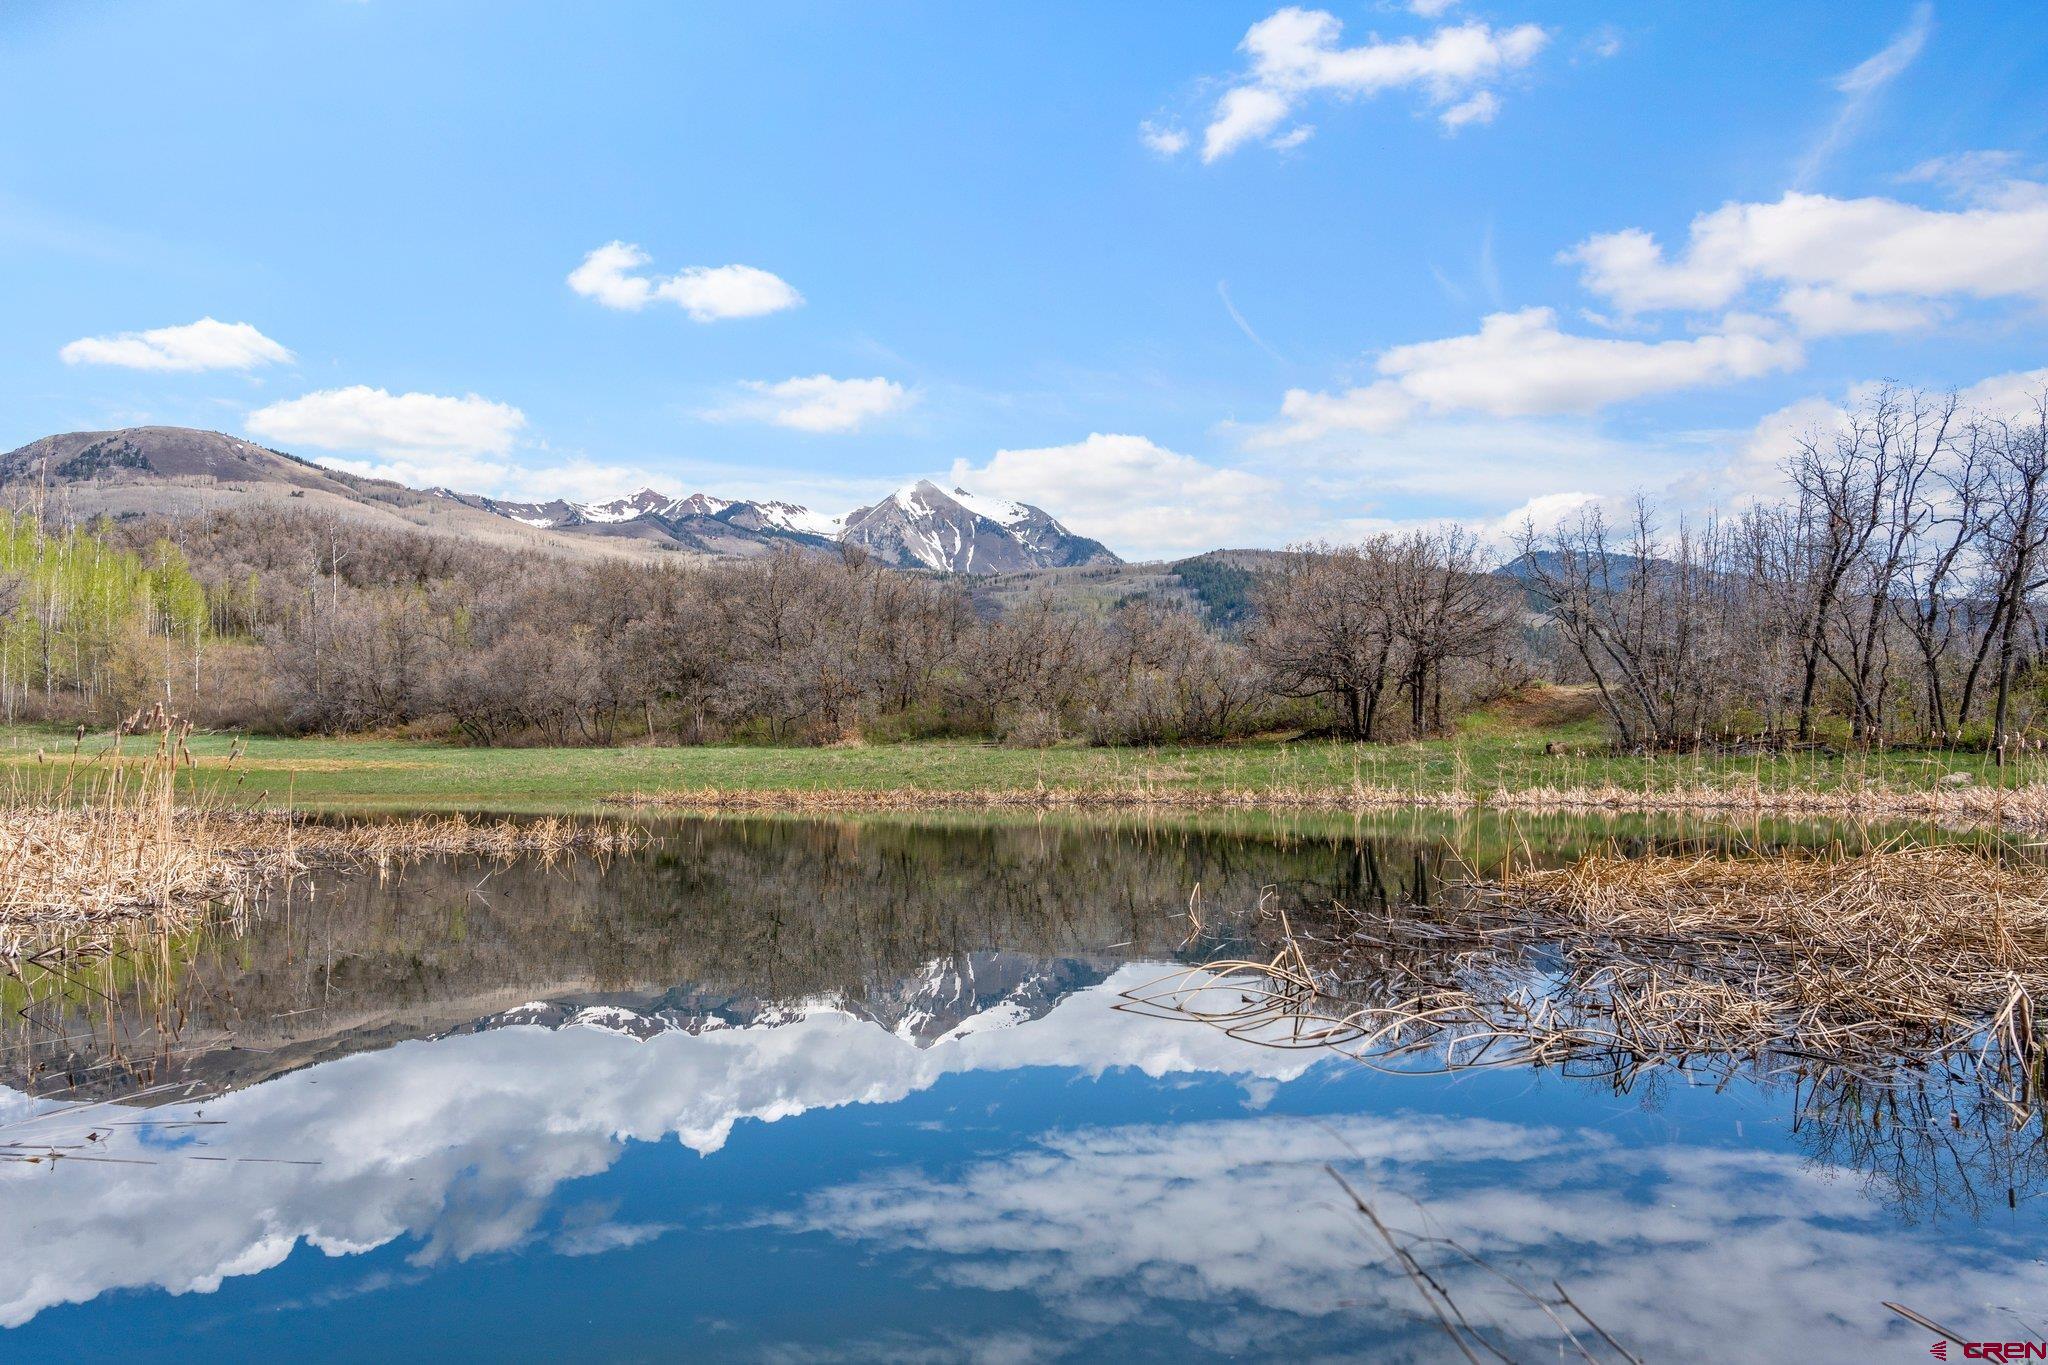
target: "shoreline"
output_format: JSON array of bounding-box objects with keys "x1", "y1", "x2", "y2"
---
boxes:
[{"x1": 606, "y1": 776, "x2": 2048, "y2": 831}]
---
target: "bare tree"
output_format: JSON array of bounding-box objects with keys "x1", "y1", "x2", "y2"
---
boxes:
[
  {"x1": 1247, "y1": 542, "x2": 1400, "y2": 740},
  {"x1": 1784, "y1": 386, "x2": 1925, "y2": 740},
  {"x1": 1978, "y1": 396, "x2": 2048, "y2": 754},
  {"x1": 1384, "y1": 527, "x2": 1517, "y2": 735},
  {"x1": 1518, "y1": 501, "x2": 1733, "y2": 750}
]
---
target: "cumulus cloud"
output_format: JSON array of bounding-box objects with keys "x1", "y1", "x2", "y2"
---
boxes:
[
  {"x1": 1494, "y1": 489, "x2": 1601, "y2": 538},
  {"x1": 1195, "y1": 8, "x2": 1547, "y2": 161},
  {"x1": 1139, "y1": 120, "x2": 1189, "y2": 156},
  {"x1": 1260, "y1": 307, "x2": 1800, "y2": 442},
  {"x1": 247, "y1": 385, "x2": 525, "y2": 458},
  {"x1": 1438, "y1": 89, "x2": 1499, "y2": 129},
  {"x1": 1252, "y1": 382, "x2": 1416, "y2": 447},
  {"x1": 1958, "y1": 365, "x2": 2048, "y2": 419},
  {"x1": 950, "y1": 434, "x2": 1280, "y2": 558},
  {"x1": 567, "y1": 242, "x2": 803, "y2": 321},
  {"x1": 1381, "y1": 308, "x2": 1802, "y2": 415},
  {"x1": 240, "y1": 388, "x2": 672, "y2": 502},
  {"x1": 710, "y1": 375, "x2": 911, "y2": 434},
  {"x1": 59, "y1": 318, "x2": 293, "y2": 372},
  {"x1": 1773, "y1": 284, "x2": 1940, "y2": 337},
  {"x1": 1563, "y1": 188, "x2": 2048, "y2": 326}
]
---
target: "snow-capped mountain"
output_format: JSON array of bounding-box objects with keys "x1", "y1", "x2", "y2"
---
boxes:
[
  {"x1": 433, "y1": 485, "x2": 845, "y2": 558},
  {"x1": 0, "y1": 427, "x2": 1124, "y2": 572},
  {"x1": 456, "y1": 477, "x2": 1117, "y2": 571},
  {"x1": 839, "y1": 480, "x2": 1118, "y2": 573}
]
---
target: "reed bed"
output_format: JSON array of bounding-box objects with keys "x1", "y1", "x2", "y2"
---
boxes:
[
  {"x1": 615, "y1": 775, "x2": 2048, "y2": 832},
  {"x1": 0, "y1": 712, "x2": 640, "y2": 961},
  {"x1": 1122, "y1": 844, "x2": 2048, "y2": 1121}
]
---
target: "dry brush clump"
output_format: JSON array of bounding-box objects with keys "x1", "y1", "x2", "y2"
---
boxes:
[
  {"x1": 0, "y1": 713, "x2": 641, "y2": 960},
  {"x1": 1124, "y1": 843, "x2": 2048, "y2": 1121}
]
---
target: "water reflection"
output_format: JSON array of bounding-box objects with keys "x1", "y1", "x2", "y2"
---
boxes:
[
  {"x1": 1, "y1": 812, "x2": 2042, "y2": 1358},
  {"x1": 783, "y1": 1103, "x2": 2048, "y2": 1360}
]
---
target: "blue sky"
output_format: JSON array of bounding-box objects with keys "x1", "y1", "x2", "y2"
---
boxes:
[{"x1": 4, "y1": 1, "x2": 2045, "y2": 558}]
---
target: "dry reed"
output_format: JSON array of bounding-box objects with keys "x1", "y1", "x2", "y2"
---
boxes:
[
  {"x1": 1123, "y1": 844, "x2": 2048, "y2": 1121},
  {"x1": 0, "y1": 712, "x2": 640, "y2": 960}
]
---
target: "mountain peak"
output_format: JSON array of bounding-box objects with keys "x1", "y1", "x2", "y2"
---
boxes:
[
  {"x1": 842, "y1": 481, "x2": 1116, "y2": 573},
  {"x1": 0, "y1": 426, "x2": 1122, "y2": 572}
]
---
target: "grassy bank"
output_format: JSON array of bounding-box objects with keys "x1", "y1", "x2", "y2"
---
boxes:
[{"x1": 0, "y1": 688, "x2": 2040, "y2": 815}]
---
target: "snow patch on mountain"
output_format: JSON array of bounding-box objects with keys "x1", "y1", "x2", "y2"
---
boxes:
[{"x1": 456, "y1": 474, "x2": 1117, "y2": 571}]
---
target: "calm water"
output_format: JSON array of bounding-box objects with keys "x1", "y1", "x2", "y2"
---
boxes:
[{"x1": 2, "y1": 814, "x2": 2043, "y2": 1361}]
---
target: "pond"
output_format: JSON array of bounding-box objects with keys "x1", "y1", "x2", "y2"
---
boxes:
[{"x1": 2, "y1": 812, "x2": 2043, "y2": 1361}]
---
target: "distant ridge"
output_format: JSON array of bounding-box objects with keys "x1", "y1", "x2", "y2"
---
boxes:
[{"x1": 0, "y1": 426, "x2": 1122, "y2": 571}]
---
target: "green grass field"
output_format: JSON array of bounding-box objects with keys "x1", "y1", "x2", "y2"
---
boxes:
[{"x1": 1, "y1": 688, "x2": 2037, "y2": 813}]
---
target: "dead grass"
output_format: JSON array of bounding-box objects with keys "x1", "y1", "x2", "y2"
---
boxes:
[
  {"x1": 1124, "y1": 843, "x2": 2048, "y2": 1121},
  {"x1": 0, "y1": 710, "x2": 639, "y2": 960},
  {"x1": 1470, "y1": 681, "x2": 1605, "y2": 731}
]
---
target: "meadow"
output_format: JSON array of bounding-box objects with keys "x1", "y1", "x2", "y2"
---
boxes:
[{"x1": 3, "y1": 687, "x2": 2040, "y2": 815}]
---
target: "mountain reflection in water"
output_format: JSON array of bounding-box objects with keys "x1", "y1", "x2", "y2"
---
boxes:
[{"x1": 2, "y1": 814, "x2": 2043, "y2": 1361}]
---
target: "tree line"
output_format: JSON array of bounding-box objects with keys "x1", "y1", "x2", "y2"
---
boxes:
[
  {"x1": 1518, "y1": 386, "x2": 2048, "y2": 754},
  {"x1": 3, "y1": 382, "x2": 2040, "y2": 752}
]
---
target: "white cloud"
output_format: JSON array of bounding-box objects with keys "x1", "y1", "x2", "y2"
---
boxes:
[
  {"x1": 1495, "y1": 489, "x2": 1601, "y2": 537},
  {"x1": 1199, "y1": 9, "x2": 1547, "y2": 161},
  {"x1": 1656, "y1": 392, "x2": 1839, "y2": 509},
  {"x1": 660, "y1": 265, "x2": 803, "y2": 323},
  {"x1": 1900, "y1": 148, "x2": 2028, "y2": 202},
  {"x1": 1957, "y1": 365, "x2": 2048, "y2": 420},
  {"x1": 1438, "y1": 89, "x2": 1499, "y2": 129},
  {"x1": 1676, "y1": 366, "x2": 2048, "y2": 510},
  {"x1": 1773, "y1": 284, "x2": 1938, "y2": 337},
  {"x1": 950, "y1": 433, "x2": 1280, "y2": 558},
  {"x1": 59, "y1": 318, "x2": 293, "y2": 372},
  {"x1": 246, "y1": 385, "x2": 526, "y2": 463},
  {"x1": 242, "y1": 390, "x2": 671, "y2": 502},
  {"x1": 566, "y1": 241, "x2": 657, "y2": 309},
  {"x1": 1252, "y1": 381, "x2": 1416, "y2": 447},
  {"x1": 1266, "y1": 307, "x2": 1800, "y2": 436},
  {"x1": 1564, "y1": 188, "x2": 2048, "y2": 324},
  {"x1": 1383, "y1": 309, "x2": 1800, "y2": 415},
  {"x1": 1408, "y1": 0, "x2": 1458, "y2": 16},
  {"x1": 567, "y1": 241, "x2": 803, "y2": 321},
  {"x1": 1795, "y1": 2, "x2": 1931, "y2": 186},
  {"x1": 335, "y1": 453, "x2": 671, "y2": 503},
  {"x1": 711, "y1": 375, "x2": 911, "y2": 434},
  {"x1": 1204, "y1": 85, "x2": 1292, "y2": 160},
  {"x1": 1139, "y1": 120, "x2": 1189, "y2": 156},
  {"x1": 1248, "y1": 415, "x2": 1706, "y2": 535}
]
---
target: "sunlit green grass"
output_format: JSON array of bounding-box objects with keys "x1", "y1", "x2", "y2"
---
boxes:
[{"x1": 0, "y1": 694, "x2": 2034, "y2": 814}]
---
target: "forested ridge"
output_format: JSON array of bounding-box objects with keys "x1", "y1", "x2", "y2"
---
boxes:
[{"x1": 2, "y1": 384, "x2": 2042, "y2": 754}]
